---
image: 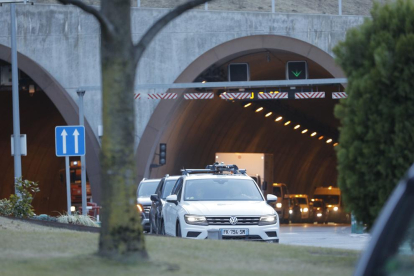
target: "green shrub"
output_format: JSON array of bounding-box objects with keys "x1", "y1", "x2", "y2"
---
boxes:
[
  {"x1": 334, "y1": 0, "x2": 414, "y2": 228},
  {"x1": 0, "y1": 178, "x2": 40, "y2": 218}
]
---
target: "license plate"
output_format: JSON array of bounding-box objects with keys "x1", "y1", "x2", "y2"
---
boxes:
[{"x1": 221, "y1": 229, "x2": 248, "y2": 236}]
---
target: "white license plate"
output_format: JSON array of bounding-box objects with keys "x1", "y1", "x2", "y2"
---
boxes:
[{"x1": 221, "y1": 229, "x2": 249, "y2": 236}]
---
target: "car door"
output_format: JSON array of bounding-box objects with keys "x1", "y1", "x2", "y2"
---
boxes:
[{"x1": 164, "y1": 178, "x2": 183, "y2": 235}]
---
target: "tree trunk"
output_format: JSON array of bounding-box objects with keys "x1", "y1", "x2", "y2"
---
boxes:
[{"x1": 98, "y1": 0, "x2": 147, "y2": 262}]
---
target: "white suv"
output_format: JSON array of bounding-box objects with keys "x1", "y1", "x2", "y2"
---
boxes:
[{"x1": 162, "y1": 164, "x2": 279, "y2": 242}]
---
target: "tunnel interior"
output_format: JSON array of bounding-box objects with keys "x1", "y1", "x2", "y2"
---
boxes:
[
  {"x1": 0, "y1": 60, "x2": 81, "y2": 215},
  {"x1": 150, "y1": 49, "x2": 341, "y2": 197}
]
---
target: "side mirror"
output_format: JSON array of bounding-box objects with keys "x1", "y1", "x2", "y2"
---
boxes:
[
  {"x1": 267, "y1": 194, "x2": 277, "y2": 204},
  {"x1": 166, "y1": 194, "x2": 178, "y2": 205},
  {"x1": 150, "y1": 194, "x2": 159, "y2": 202}
]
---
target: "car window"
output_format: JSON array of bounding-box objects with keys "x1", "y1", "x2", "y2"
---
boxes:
[
  {"x1": 156, "y1": 179, "x2": 165, "y2": 196},
  {"x1": 171, "y1": 178, "x2": 183, "y2": 196},
  {"x1": 137, "y1": 180, "x2": 160, "y2": 198},
  {"x1": 297, "y1": 198, "x2": 308, "y2": 205},
  {"x1": 282, "y1": 185, "x2": 288, "y2": 196},
  {"x1": 272, "y1": 187, "x2": 282, "y2": 197},
  {"x1": 314, "y1": 195, "x2": 339, "y2": 205},
  {"x1": 376, "y1": 195, "x2": 414, "y2": 276},
  {"x1": 162, "y1": 179, "x2": 178, "y2": 199},
  {"x1": 184, "y1": 178, "x2": 263, "y2": 201}
]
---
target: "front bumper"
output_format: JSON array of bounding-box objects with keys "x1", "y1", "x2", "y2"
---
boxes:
[{"x1": 181, "y1": 223, "x2": 279, "y2": 242}]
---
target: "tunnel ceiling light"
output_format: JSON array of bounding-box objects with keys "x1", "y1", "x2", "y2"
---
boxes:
[
  {"x1": 255, "y1": 107, "x2": 264, "y2": 112},
  {"x1": 265, "y1": 112, "x2": 272, "y2": 117},
  {"x1": 333, "y1": 143, "x2": 339, "y2": 147},
  {"x1": 244, "y1": 103, "x2": 252, "y2": 108},
  {"x1": 202, "y1": 80, "x2": 206, "y2": 83},
  {"x1": 311, "y1": 132, "x2": 317, "y2": 137},
  {"x1": 275, "y1": 116, "x2": 283, "y2": 122},
  {"x1": 301, "y1": 129, "x2": 308, "y2": 134},
  {"x1": 326, "y1": 139, "x2": 333, "y2": 144},
  {"x1": 284, "y1": 121, "x2": 291, "y2": 126},
  {"x1": 222, "y1": 92, "x2": 226, "y2": 94},
  {"x1": 294, "y1": 125, "x2": 300, "y2": 130},
  {"x1": 318, "y1": 136, "x2": 324, "y2": 140}
]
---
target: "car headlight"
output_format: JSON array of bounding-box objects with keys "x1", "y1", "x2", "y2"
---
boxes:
[
  {"x1": 316, "y1": 213, "x2": 322, "y2": 217},
  {"x1": 136, "y1": 204, "x2": 143, "y2": 213},
  {"x1": 289, "y1": 209, "x2": 293, "y2": 214},
  {"x1": 184, "y1": 214, "x2": 208, "y2": 226},
  {"x1": 333, "y1": 207, "x2": 339, "y2": 212},
  {"x1": 303, "y1": 208, "x2": 309, "y2": 213},
  {"x1": 276, "y1": 203, "x2": 282, "y2": 208},
  {"x1": 259, "y1": 215, "x2": 277, "y2": 226}
]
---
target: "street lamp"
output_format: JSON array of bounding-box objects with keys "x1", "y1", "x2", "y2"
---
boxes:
[{"x1": 1, "y1": 0, "x2": 34, "y2": 195}]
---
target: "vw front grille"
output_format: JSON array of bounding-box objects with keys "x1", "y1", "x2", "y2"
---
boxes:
[{"x1": 206, "y1": 216, "x2": 260, "y2": 225}]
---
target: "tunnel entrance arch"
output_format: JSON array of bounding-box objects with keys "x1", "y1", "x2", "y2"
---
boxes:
[
  {"x1": 0, "y1": 44, "x2": 101, "y2": 212},
  {"x1": 137, "y1": 35, "x2": 344, "y2": 176}
]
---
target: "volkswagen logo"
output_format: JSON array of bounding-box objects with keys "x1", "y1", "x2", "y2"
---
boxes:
[{"x1": 229, "y1": 216, "x2": 238, "y2": 225}]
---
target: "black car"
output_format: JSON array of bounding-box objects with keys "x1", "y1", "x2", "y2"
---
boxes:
[
  {"x1": 149, "y1": 175, "x2": 180, "y2": 234},
  {"x1": 137, "y1": 178, "x2": 161, "y2": 232},
  {"x1": 309, "y1": 198, "x2": 328, "y2": 224},
  {"x1": 354, "y1": 164, "x2": 414, "y2": 276}
]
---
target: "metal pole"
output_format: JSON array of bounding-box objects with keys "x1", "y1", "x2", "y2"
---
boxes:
[
  {"x1": 272, "y1": 0, "x2": 275, "y2": 13},
  {"x1": 11, "y1": 3, "x2": 22, "y2": 196},
  {"x1": 65, "y1": 156, "x2": 72, "y2": 215},
  {"x1": 77, "y1": 90, "x2": 87, "y2": 215},
  {"x1": 338, "y1": 0, "x2": 342, "y2": 15}
]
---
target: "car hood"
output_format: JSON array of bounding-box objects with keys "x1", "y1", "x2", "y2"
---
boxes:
[
  {"x1": 137, "y1": 198, "x2": 152, "y2": 206},
  {"x1": 181, "y1": 201, "x2": 275, "y2": 216}
]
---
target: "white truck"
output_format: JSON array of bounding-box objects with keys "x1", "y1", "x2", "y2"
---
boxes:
[
  {"x1": 215, "y1": 153, "x2": 273, "y2": 192},
  {"x1": 214, "y1": 153, "x2": 289, "y2": 223}
]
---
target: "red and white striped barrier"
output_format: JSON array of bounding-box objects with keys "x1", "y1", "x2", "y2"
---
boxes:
[
  {"x1": 134, "y1": 93, "x2": 141, "y2": 100},
  {"x1": 332, "y1": 92, "x2": 348, "y2": 99},
  {"x1": 147, "y1": 93, "x2": 178, "y2": 100},
  {"x1": 220, "y1": 92, "x2": 250, "y2": 100},
  {"x1": 258, "y1": 93, "x2": 288, "y2": 100},
  {"x1": 184, "y1": 92, "x2": 214, "y2": 100},
  {"x1": 295, "y1": 92, "x2": 325, "y2": 99}
]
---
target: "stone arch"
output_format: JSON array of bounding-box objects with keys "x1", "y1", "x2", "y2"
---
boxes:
[
  {"x1": 136, "y1": 35, "x2": 344, "y2": 181},
  {"x1": 0, "y1": 44, "x2": 101, "y2": 205}
]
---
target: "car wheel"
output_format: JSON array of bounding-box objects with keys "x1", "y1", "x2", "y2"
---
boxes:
[{"x1": 176, "y1": 221, "x2": 182, "y2": 238}]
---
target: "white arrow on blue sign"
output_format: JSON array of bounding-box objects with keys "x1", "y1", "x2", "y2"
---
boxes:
[{"x1": 55, "y1": 126, "x2": 85, "y2": 157}]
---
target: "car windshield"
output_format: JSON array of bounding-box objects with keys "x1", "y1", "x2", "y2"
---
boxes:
[
  {"x1": 297, "y1": 198, "x2": 308, "y2": 205},
  {"x1": 272, "y1": 187, "x2": 282, "y2": 197},
  {"x1": 184, "y1": 178, "x2": 263, "y2": 201},
  {"x1": 137, "y1": 180, "x2": 159, "y2": 198},
  {"x1": 161, "y1": 179, "x2": 178, "y2": 199},
  {"x1": 312, "y1": 201, "x2": 323, "y2": 207},
  {"x1": 314, "y1": 195, "x2": 340, "y2": 205}
]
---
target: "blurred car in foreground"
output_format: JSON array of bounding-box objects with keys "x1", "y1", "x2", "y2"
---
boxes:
[{"x1": 354, "y1": 165, "x2": 414, "y2": 276}]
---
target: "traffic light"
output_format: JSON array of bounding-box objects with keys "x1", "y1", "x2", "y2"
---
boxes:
[
  {"x1": 286, "y1": 61, "x2": 308, "y2": 80},
  {"x1": 159, "y1": 143, "x2": 166, "y2": 165}
]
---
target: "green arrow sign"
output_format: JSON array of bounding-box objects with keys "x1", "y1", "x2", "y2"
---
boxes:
[{"x1": 292, "y1": 70, "x2": 302, "y2": 78}]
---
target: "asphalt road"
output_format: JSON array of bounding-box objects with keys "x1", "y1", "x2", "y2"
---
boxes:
[{"x1": 280, "y1": 223, "x2": 370, "y2": 250}]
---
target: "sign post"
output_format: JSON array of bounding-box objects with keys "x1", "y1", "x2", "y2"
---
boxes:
[{"x1": 55, "y1": 126, "x2": 86, "y2": 215}]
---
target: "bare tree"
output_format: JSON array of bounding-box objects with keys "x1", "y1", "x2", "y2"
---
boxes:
[{"x1": 58, "y1": 0, "x2": 213, "y2": 262}]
